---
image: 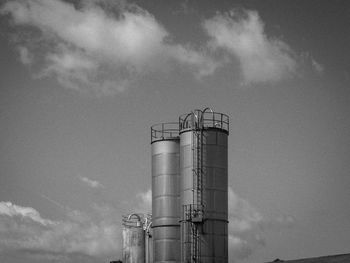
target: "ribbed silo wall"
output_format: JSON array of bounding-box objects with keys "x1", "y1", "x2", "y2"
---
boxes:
[
  {"x1": 151, "y1": 138, "x2": 181, "y2": 263},
  {"x1": 180, "y1": 127, "x2": 228, "y2": 263},
  {"x1": 122, "y1": 221, "x2": 145, "y2": 263}
]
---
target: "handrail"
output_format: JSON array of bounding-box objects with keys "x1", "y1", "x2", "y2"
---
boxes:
[
  {"x1": 151, "y1": 122, "x2": 179, "y2": 143},
  {"x1": 151, "y1": 109, "x2": 229, "y2": 141},
  {"x1": 123, "y1": 213, "x2": 143, "y2": 228},
  {"x1": 127, "y1": 213, "x2": 141, "y2": 222},
  {"x1": 179, "y1": 109, "x2": 229, "y2": 133}
]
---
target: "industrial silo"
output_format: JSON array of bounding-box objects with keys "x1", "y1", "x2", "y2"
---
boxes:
[
  {"x1": 122, "y1": 214, "x2": 145, "y2": 263},
  {"x1": 151, "y1": 123, "x2": 181, "y2": 263},
  {"x1": 179, "y1": 108, "x2": 229, "y2": 263}
]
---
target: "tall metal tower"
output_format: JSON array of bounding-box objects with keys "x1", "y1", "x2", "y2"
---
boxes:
[
  {"x1": 151, "y1": 123, "x2": 181, "y2": 263},
  {"x1": 179, "y1": 108, "x2": 229, "y2": 263}
]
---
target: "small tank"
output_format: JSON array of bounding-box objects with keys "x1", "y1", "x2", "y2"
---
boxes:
[{"x1": 122, "y1": 214, "x2": 145, "y2": 263}]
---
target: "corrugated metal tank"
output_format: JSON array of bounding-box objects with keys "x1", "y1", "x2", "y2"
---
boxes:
[
  {"x1": 179, "y1": 109, "x2": 229, "y2": 263},
  {"x1": 122, "y1": 214, "x2": 145, "y2": 263},
  {"x1": 151, "y1": 123, "x2": 181, "y2": 263}
]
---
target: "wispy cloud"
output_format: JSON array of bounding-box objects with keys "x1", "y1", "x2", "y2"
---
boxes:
[
  {"x1": 1, "y1": 1, "x2": 323, "y2": 92},
  {"x1": 298, "y1": 52, "x2": 325, "y2": 76},
  {"x1": 228, "y1": 187, "x2": 295, "y2": 261},
  {"x1": 311, "y1": 58, "x2": 324, "y2": 74},
  {"x1": 0, "y1": 201, "x2": 55, "y2": 226},
  {"x1": 0, "y1": 201, "x2": 121, "y2": 262},
  {"x1": 79, "y1": 176, "x2": 104, "y2": 189},
  {"x1": 17, "y1": 46, "x2": 33, "y2": 65},
  {"x1": 1, "y1": 0, "x2": 217, "y2": 95},
  {"x1": 228, "y1": 187, "x2": 265, "y2": 260},
  {"x1": 135, "y1": 188, "x2": 152, "y2": 213},
  {"x1": 0, "y1": 190, "x2": 294, "y2": 263},
  {"x1": 132, "y1": 187, "x2": 294, "y2": 262},
  {"x1": 39, "y1": 193, "x2": 67, "y2": 211},
  {"x1": 204, "y1": 9, "x2": 297, "y2": 84}
]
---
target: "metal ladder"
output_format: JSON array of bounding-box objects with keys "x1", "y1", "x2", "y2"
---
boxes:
[
  {"x1": 193, "y1": 123, "x2": 203, "y2": 213},
  {"x1": 189, "y1": 111, "x2": 205, "y2": 263},
  {"x1": 182, "y1": 109, "x2": 215, "y2": 263}
]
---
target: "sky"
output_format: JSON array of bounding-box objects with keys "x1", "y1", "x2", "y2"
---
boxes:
[{"x1": 0, "y1": 0, "x2": 349, "y2": 262}]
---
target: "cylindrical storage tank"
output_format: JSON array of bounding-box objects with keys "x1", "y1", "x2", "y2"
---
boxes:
[
  {"x1": 151, "y1": 123, "x2": 181, "y2": 263},
  {"x1": 122, "y1": 214, "x2": 145, "y2": 263},
  {"x1": 179, "y1": 109, "x2": 229, "y2": 263}
]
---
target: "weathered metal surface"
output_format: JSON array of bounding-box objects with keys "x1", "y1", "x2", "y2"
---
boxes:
[
  {"x1": 180, "y1": 127, "x2": 228, "y2": 263},
  {"x1": 122, "y1": 214, "x2": 145, "y2": 263},
  {"x1": 151, "y1": 137, "x2": 181, "y2": 263}
]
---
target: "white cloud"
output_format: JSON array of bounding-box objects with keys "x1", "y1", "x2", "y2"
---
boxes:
[
  {"x1": 0, "y1": 201, "x2": 121, "y2": 261},
  {"x1": 18, "y1": 46, "x2": 33, "y2": 64},
  {"x1": 168, "y1": 44, "x2": 219, "y2": 78},
  {"x1": 311, "y1": 58, "x2": 324, "y2": 74},
  {"x1": 1, "y1": 0, "x2": 217, "y2": 95},
  {"x1": 0, "y1": 191, "x2": 295, "y2": 262},
  {"x1": 228, "y1": 187, "x2": 265, "y2": 260},
  {"x1": 135, "y1": 188, "x2": 152, "y2": 213},
  {"x1": 0, "y1": 201, "x2": 55, "y2": 226},
  {"x1": 79, "y1": 176, "x2": 104, "y2": 189},
  {"x1": 299, "y1": 52, "x2": 325, "y2": 76},
  {"x1": 1, "y1": 2, "x2": 323, "y2": 92},
  {"x1": 204, "y1": 10, "x2": 297, "y2": 84},
  {"x1": 128, "y1": 187, "x2": 294, "y2": 262},
  {"x1": 228, "y1": 187, "x2": 295, "y2": 261}
]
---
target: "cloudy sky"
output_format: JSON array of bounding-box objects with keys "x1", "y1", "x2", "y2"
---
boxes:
[{"x1": 0, "y1": 0, "x2": 349, "y2": 262}]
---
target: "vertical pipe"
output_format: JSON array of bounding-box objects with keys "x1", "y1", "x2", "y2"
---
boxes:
[{"x1": 145, "y1": 217, "x2": 153, "y2": 263}]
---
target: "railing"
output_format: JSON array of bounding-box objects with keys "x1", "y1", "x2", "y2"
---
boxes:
[
  {"x1": 183, "y1": 204, "x2": 204, "y2": 223},
  {"x1": 122, "y1": 213, "x2": 143, "y2": 228},
  {"x1": 182, "y1": 204, "x2": 204, "y2": 263},
  {"x1": 179, "y1": 109, "x2": 229, "y2": 133},
  {"x1": 151, "y1": 109, "x2": 229, "y2": 142},
  {"x1": 151, "y1": 122, "x2": 179, "y2": 143}
]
